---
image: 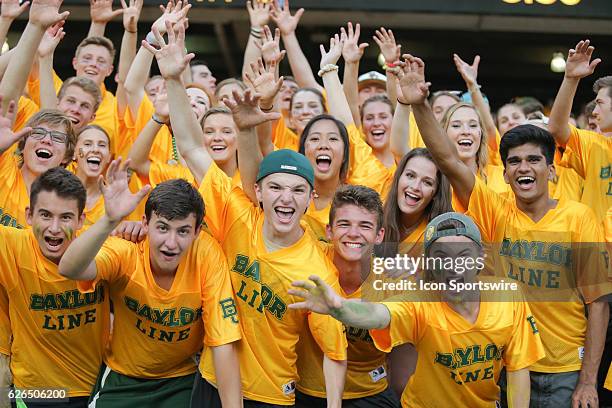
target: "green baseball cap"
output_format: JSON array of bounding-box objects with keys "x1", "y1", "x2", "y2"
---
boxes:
[
  {"x1": 256, "y1": 149, "x2": 315, "y2": 189},
  {"x1": 423, "y1": 212, "x2": 482, "y2": 250}
]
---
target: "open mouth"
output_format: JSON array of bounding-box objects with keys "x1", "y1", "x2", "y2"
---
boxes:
[
  {"x1": 404, "y1": 191, "x2": 422, "y2": 205},
  {"x1": 344, "y1": 242, "x2": 364, "y2": 249},
  {"x1": 68, "y1": 116, "x2": 79, "y2": 125},
  {"x1": 160, "y1": 250, "x2": 179, "y2": 260},
  {"x1": 315, "y1": 154, "x2": 332, "y2": 172},
  {"x1": 516, "y1": 176, "x2": 535, "y2": 189},
  {"x1": 86, "y1": 156, "x2": 102, "y2": 171},
  {"x1": 44, "y1": 236, "x2": 64, "y2": 249},
  {"x1": 370, "y1": 129, "x2": 386, "y2": 140},
  {"x1": 457, "y1": 139, "x2": 473, "y2": 148},
  {"x1": 35, "y1": 148, "x2": 53, "y2": 160},
  {"x1": 84, "y1": 69, "x2": 98, "y2": 76},
  {"x1": 274, "y1": 206, "x2": 295, "y2": 223},
  {"x1": 211, "y1": 145, "x2": 227, "y2": 153}
]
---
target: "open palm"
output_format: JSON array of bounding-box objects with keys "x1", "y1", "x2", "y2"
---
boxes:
[
  {"x1": 29, "y1": 0, "x2": 70, "y2": 29},
  {"x1": 143, "y1": 21, "x2": 194, "y2": 80},
  {"x1": 565, "y1": 39, "x2": 601, "y2": 79},
  {"x1": 398, "y1": 55, "x2": 430, "y2": 105},
  {"x1": 288, "y1": 275, "x2": 344, "y2": 315},
  {"x1": 224, "y1": 89, "x2": 281, "y2": 131},
  {"x1": 100, "y1": 159, "x2": 150, "y2": 222}
]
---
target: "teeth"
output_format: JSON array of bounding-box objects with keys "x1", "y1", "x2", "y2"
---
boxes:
[
  {"x1": 458, "y1": 139, "x2": 473, "y2": 146},
  {"x1": 276, "y1": 207, "x2": 294, "y2": 213},
  {"x1": 211, "y1": 146, "x2": 226, "y2": 151},
  {"x1": 87, "y1": 157, "x2": 101, "y2": 164},
  {"x1": 517, "y1": 176, "x2": 535, "y2": 183},
  {"x1": 36, "y1": 149, "x2": 52, "y2": 159},
  {"x1": 345, "y1": 243, "x2": 362, "y2": 248},
  {"x1": 316, "y1": 155, "x2": 331, "y2": 161},
  {"x1": 371, "y1": 130, "x2": 385, "y2": 136},
  {"x1": 405, "y1": 192, "x2": 420, "y2": 200}
]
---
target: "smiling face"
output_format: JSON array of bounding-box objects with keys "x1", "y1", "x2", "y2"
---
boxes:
[
  {"x1": 432, "y1": 95, "x2": 458, "y2": 122},
  {"x1": 22, "y1": 123, "x2": 70, "y2": 175},
  {"x1": 191, "y1": 64, "x2": 217, "y2": 94},
  {"x1": 186, "y1": 87, "x2": 211, "y2": 122},
  {"x1": 303, "y1": 119, "x2": 345, "y2": 184},
  {"x1": 362, "y1": 101, "x2": 393, "y2": 152},
  {"x1": 72, "y1": 44, "x2": 113, "y2": 86},
  {"x1": 57, "y1": 85, "x2": 97, "y2": 132},
  {"x1": 202, "y1": 113, "x2": 237, "y2": 166},
  {"x1": 27, "y1": 190, "x2": 84, "y2": 264},
  {"x1": 255, "y1": 172, "x2": 312, "y2": 239},
  {"x1": 290, "y1": 90, "x2": 325, "y2": 135},
  {"x1": 397, "y1": 156, "x2": 438, "y2": 223},
  {"x1": 146, "y1": 212, "x2": 199, "y2": 275},
  {"x1": 497, "y1": 104, "x2": 527, "y2": 137},
  {"x1": 75, "y1": 127, "x2": 111, "y2": 180},
  {"x1": 593, "y1": 87, "x2": 612, "y2": 132},
  {"x1": 503, "y1": 142, "x2": 554, "y2": 204},
  {"x1": 445, "y1": 106, "x2": 482, "y2": 165},
  {"x1": 327, "y1": 203, "x2": 384, "y2": 263}
]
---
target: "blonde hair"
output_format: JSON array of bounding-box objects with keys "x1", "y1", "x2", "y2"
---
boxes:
[
  {"x1": 58, "y1": 76, "x2": 103, "y2": 112},
  {"x1": 441, "y1": 102, "x2": 488, "y2": 173},
  {"x1": 18, "y1": 109, "x2": 76, "y2": 166}
]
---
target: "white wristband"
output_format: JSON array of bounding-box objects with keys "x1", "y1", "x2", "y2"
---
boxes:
[
  {"x1": 145, "y1": 31, "x2": 159, "y2": 47},
  {"x1": 317, "y1": 64, "x2": 339, "y2": 77}
]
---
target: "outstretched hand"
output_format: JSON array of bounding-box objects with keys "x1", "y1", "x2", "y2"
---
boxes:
[
  {"x1": 121, "y1": 0, "x2": 143, "y2": 33},
  {"x1": 99, "y1": 158, "x2": 151, "y2": 223},
  {"x1": 142, "y1": 20, "x2": 194, "y2": 80},
  {"x1": 38, "y1": 21, "x2": 65, "y2": 58},
  {"x1": 453, "y1": 53, "x2": 479, "y2": 87},
  {"x1": 341, "y1": 22, "x2": 368, "y2": 64},
  {"x1": 288, "y1": 275, "x2": 344, "y2": 315},
  {"x1": 320, "y1": 33, "x2": 344, "y2": 68},
  {"x1": 269, "y1": 0, "x2": 304, "y2": 36},
  {"x1": 256, "y1": 26, "x2": 286, "y2": 66},
  {"x1": 246, "y1": 0, "x2": 270, "y2": 28},
  {"x1": 89, "y1": 0, "x2": 123, "y2": 25},
  {"x1": 152, "y1": 0, "x2": 191, "y2": 36},
  {"x1": 0, "y1": 95, "x2": 31, "y2": 152},
  {"x1": 373, "y1": 27, "x2": 400, "y2": 64},
  {"x1": 223, "y1": 88, "x2": 281, "y2": 131},
  {"x1": 1, "y1": 0, "x2": 30, "y2": 21},
  {"x1": 244, "y1": 58, "x2": 283, "y2": 107},
  {"x1": 29, "y1": 0, "x2": 70, "y2": 29},
  {"x1": 397, "y1": 54, "x2": 431, "y2": 105},
  {"x1": 565, "y1": 39, "x2": 601, "y2": 80}
]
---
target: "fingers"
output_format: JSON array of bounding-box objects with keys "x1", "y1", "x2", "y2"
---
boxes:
[
  {"x1": 291, "y1": 279, "x2": 316, "y2": 291},
  {"x1": 287, "y1": 301, "x2": 309, "y2": 310},
  {"x1": 135, "y1": 184, "x2": 152, "y2": 203},
  {"x1": 287, "y1": 288, "x2": 309, "y2": 299}
]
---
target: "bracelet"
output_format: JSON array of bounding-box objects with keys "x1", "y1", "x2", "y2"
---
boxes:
[
  {"x1": 145, "y1": 31, "x2": 159, "y2": 47},
  {"x1": 152, "y1": 114, "x2": 167, "y2": 125},
  {"x1": 385, "y1": 61, "x2": 397, "y2": 68},
  {"x1": 260, "y1": 105, "x2": 274, "y2": 112},
  {"x1": 125, "y1": 29, "x2": 137, "y2": 34},
  {"x1": 397, "y1": 98, "x2": 410, "y2": 106},
  {"x1": 250, "y1": 27, "x2": 262, "y2": 39},
  {"x1": 317, "y1": 64, "x2": 339, "y2": 77}
]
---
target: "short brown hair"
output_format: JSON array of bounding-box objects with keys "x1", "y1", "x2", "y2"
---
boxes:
[
  {"x1": 329, "y1": 185, "x2": 383, "y2": 230},
  {"x1": 58, "y1": 76, "x2": 102, "y2": 112},
  {"x1": 18, "y1": 110, "x2": 76, "y2": 165},
  {"x1": 200, "y1": 106, "x2": 233, "y2": 129},
  {"x1": 593, "y1": 76, "x2": 612, "y2": 99},
  {"x1": 360, "y1": 95, "x2": 394, "y2": 124},
  {"x1": 75, "y1": 36, "x2": 115, "y2": 62}
]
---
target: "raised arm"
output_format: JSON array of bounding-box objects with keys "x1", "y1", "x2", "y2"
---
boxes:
[
  {"x1": 59, "y1": 158, "x2": 150, "y2": 281},
  {"x1": 226, "y1": 80, "x2": 281, "y2": 203},
  {"x1": 124, "y1": 1, "x2": 191, "y2": 116},
  {"x1": 548, "y1": 40, "x2": 601, "y2": 146},
  {"x1": 399, "y1": 54, "x2": 475, "y2": 208},
  {"x1": 0, "y1": 0, "x2": 69, "y2": 114},
  {"x1": 341, "y1": 22, "x2": 368, "y2": 125},
  {"x1": 241, "y1": 0, "x2": 270, "y2": 79},
  {"x1": 0, "y1": 0, "x2": 30, "y2": 47},
  {"x1": 320, "y1": 33, "x2": 353, "y2": 127},
  {"x1": 143, "y1": 21, "x2": 213, "y2": 184},
  {"x1": 289, "y1": 275, "x2": 391, "y2": 330},
  {"x1": 373, "y1": 27, "x2": 401, "y2": 110},
  {"x1": 116, "y1": 0, "x2": 143, "y2": 118},
  {"x1": 37, "y1": 22, "x2": 65, "y2": 109},
  {"x1": 390, "y1": 89, "x2": 411, "y2": 161},
  {"x1": 87, "y1": 0, "x2": 123, "y2": 38},
  {"x1": 127, "y1": 92, "x2": 168, "y2": 176},
  {"x1": 0, "y1": 96, "x2": 31, "y2": 154},
  {"x1": 271, "y1": 0, "x2": 322, "y2": 92},
  {"x1": 454, "y1": 54, "x2": 497, "y2": 152}
]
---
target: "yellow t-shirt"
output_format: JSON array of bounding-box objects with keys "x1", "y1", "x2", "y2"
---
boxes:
[
  {"x1": 0, "y1": 227, "x2": 109, "y2": 396},
  {"x1": 78, "y1": 235, "x2": 240, "y2": 379},
  {"x1": 198, "y1": 163, "x2": 347, "y2": 405},
  {"x1": 297, "y1": 244, "x2": 388, "y2": 399},
  {"x1": 467, "y1": 177, "x2": 612, "y2": 372},
  {"x1": 149, "y1": 160, "x2": 197, "y2": 188},
  {"x1": 14, "y1": 97, "x2": 39, "y2": 132},
  {"x1": 27, "y1": 74, "x2": 122, "y2": 158},
  {"x1": 563, "y1": 125, "x2": 611, "y2": 221},
  {"x1": 125, "y1": 95, "x2": 176, "y2": 165},
  {"x1": 272, "y1": 117, "x2": 300, "y2": 152},
  {"x1": 370, "y1": 289, "x2": 545, "y2": 408},
  {"x1": 0, "y1": 152, "x2": 29, "y2": 229}
]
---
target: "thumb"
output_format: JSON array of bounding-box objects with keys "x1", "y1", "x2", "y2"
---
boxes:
[
  {"x1": 294, "y1": 8, "x2": 305, "y2": 21},
  {"x1": 359, "y1": 43, "x2": 369, "y2": 50},
  {"x1": 590, "y1": 58, "x2": 602, "y2": 71},
  {"x1": 112, "y1": 8, "x2": 125, "y2": 18},
  {"x1": 135, "y1": 184, "x2": 152, "y2": 203},
  {"x1": 263, "y1": 112, "x2": 282, "y2": 122},
  {"x1": 12, "y1": 127, "x2": 32, "y2": 143}
]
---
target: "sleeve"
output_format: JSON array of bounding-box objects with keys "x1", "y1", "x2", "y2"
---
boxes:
[
  {"x1": 272, "y1": 117, "x2": 299, "y2": 151},
  {"x1": 77, "y1": 237, "x2": 134, "y2": 293},
  {"x1": 200, "y1": 238, "x2": 242, "y2": 347},
  {"x1": 574, "y1": 209, "x2": 612, "y2": 303},
  {"x1": 369, "y1": 301, "x2": 419, "y2": 353},
  {"x1": 465, "y1": 176, "x2": 508, "y2": 242},
  {"x1": 0, "y1": 228, "x2": 18, "y2": 291},
  {"x1": 564, "y1": 125, "x2": 602, "y2": 178},
  {"x1": 125, "y1": 94, "x2": 155, "y2": 134},
  {"x1": 487, "y1": 128, "x2": 502, "y2": 167},
  {"x1": 13, "y1": 97, "x2": 39, "y2": 132},
  {"x1": 26, "y1": 71, "x2": 63, "y2": 106},
  {"x1": 0, "y1": 285, "x2": 11, "y2": 356},
  {"x1": 503, "y1": 294, "x2": 545, "y2": 371},
  {"x1": 606, "y1": 209, "x2": 612, "y2": 267},
  {"x1": 200, "y1": 163, "x2": 255, "y2": 243},
  {"x1": 408, "y1": 111, "x2": 426, "y2": 150},
  {"x1": 345, "y1": 124, "x2": 393, "y2": 194}
]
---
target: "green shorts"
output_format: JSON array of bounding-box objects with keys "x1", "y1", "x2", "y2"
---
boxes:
[{"x1": 88, "y1": 364, "x2": 195, "y2": 408}]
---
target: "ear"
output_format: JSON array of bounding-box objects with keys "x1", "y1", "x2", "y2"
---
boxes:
[
  {"x1": 325, "y1": 224, "x2": 332, "y2": 241},
  {"x1": 72, "y1": 57, "x2": 78, "y2": 71},
  {"x1": 548, "y1": 164, "x2": 556, "y2": 182},
  {"x1": 375, "y1": 227, "x2": 385, "y2": 245},
  {"x1": 503, "y1": 167, "x2": 509, "y2": 185},
  {"x1": 254, "y1": 183, "x2": 263, "y2": 204},
  {"x1": 104, "y1": 64, "x2": 114, "y2": 79},
  {"x1": 76, "y1": 213, "x2": 85, "y2": 231},
  {"x1": 25, "y1": 206, "x2": 33, "y2": 226}
]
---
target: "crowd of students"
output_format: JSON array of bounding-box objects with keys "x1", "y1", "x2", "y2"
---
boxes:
[{"x1": 0, "y1": 0, "x2": 611, "y2": 407}]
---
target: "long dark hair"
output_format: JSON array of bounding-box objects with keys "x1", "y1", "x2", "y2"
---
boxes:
[
  {"x1": 381, "y1": 148, "x2": 452, "y2": 254},
  {"x1": 298, "y1": 114, "x2": 350, "y2": 183}
]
